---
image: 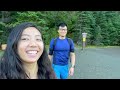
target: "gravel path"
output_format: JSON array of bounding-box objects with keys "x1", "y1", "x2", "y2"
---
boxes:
[{"x1": 69, "y1": 47, "x2": 120, "y2": 79}]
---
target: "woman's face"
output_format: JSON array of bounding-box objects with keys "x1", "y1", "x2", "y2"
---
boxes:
[{"x1": 17, "y1": 27, "x2": 44, "y2": 63}]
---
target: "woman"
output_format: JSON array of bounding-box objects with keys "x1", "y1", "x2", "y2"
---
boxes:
[{"x1": 0, "y1": 22, "x2": 56, "y2": 79}]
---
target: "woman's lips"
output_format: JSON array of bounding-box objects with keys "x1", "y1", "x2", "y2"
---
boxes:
[{"x1": 26, "y1": 50, "x2": 38, "y2": 58}]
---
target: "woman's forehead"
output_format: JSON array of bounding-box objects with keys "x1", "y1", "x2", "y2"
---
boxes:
[{"x1": 22, "y1": 27, "x2": 41, "y2": 35}]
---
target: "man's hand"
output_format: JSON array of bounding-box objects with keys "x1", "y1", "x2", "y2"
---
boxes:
[{"x1": 69, "y1": 67, "x2": 74, "y2": 76}]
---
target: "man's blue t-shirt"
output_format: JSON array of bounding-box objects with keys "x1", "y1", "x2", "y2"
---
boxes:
[{"x1": 49, "y1": 37, "x2": 74, "y2": 65}]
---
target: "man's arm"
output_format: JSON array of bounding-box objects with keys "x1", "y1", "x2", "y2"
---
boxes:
[
  {"x1": 70, "y1": 52, "x2": 75, "y2": 68},
  {"x1": 48, "y1": 39, "x2": 54, "y2": 62},
  {"x1": 69, "y1": 52, "x2": 75, "y2": 76},
  {"x1": 48, "y1": 55, "x2": 53, "y2": 62}
]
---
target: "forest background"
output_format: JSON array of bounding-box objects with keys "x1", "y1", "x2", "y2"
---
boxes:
[{"x1": 0, "y1": 11, "x2": 120, "y2": 47}]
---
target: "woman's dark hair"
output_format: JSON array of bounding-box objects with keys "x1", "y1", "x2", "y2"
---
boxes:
[{"x1": 0, "y1": 22, "x2": 56, "y2": 79}]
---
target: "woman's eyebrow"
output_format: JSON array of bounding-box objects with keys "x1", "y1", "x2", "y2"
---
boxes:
[
  {"x1": 21, "y1": 34, "x2": 30, "y2": 36},
  {"x1": 21, "y1": 34, "x2": 41, "y2": 37},
  {"x1": 35, "y1": 35, "x2": 41, "y2": 37}
]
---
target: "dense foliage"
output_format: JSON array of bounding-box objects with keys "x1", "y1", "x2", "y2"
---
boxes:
[{"x1": 0, "y1": 11, "x2": 120, "y2": 46}]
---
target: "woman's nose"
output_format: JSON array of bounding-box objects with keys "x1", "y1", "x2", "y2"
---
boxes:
[{"x1": 29, "y1": 40, "x2": 37, "y2": 47}]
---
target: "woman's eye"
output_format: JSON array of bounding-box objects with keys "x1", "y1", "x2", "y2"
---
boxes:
[
  {"x1": 36, "y1": 39, "x2": 42, "y2": 41},
  {"x1": 21, "y1": 38, "x2": 29, "y2": 41}
]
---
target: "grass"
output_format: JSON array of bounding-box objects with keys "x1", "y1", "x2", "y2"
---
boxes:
[{"x1": 74, "y1": 44, "x2": 120, "y2": 48}]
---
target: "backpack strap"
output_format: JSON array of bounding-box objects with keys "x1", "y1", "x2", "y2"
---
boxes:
[
  {"x1": 67, "y1": 38, "x2": 72, "y2": 51},
  {"x1": 53, "y1": 37, "x2": 58, "y2": 51},
  {"x1": 49, "y1": 37, "x2": 57, "y2": 55}
]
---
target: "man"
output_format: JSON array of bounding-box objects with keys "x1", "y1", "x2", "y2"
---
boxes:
[{"x1": 48, "y1": 22, "x2": 75, "y2": 79}]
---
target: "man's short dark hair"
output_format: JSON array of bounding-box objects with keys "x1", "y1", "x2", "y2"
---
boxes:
[{"x1": 57, "y1": 22, "x2": 67, "y2": 29}]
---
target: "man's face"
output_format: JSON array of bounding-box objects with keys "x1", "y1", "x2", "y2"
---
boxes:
[{"x1": 58, "y1": 26, "x2": 67, "y2": 37}]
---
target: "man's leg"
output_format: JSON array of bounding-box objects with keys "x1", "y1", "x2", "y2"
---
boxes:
[
  {"x1": 52, "y1": 64, "x2": 60, "y2": 79},
  {"x1": 60, "y1": 65, "x2": 69, "y2": 79}
]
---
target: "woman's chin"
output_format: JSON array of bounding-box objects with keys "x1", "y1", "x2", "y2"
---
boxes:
[
  {"x1": 24, "y1": 58, "x2": 39, "y2": 63},
  {"x1": 26, "y1": 60, "x2": 38, "y2": 63}
]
